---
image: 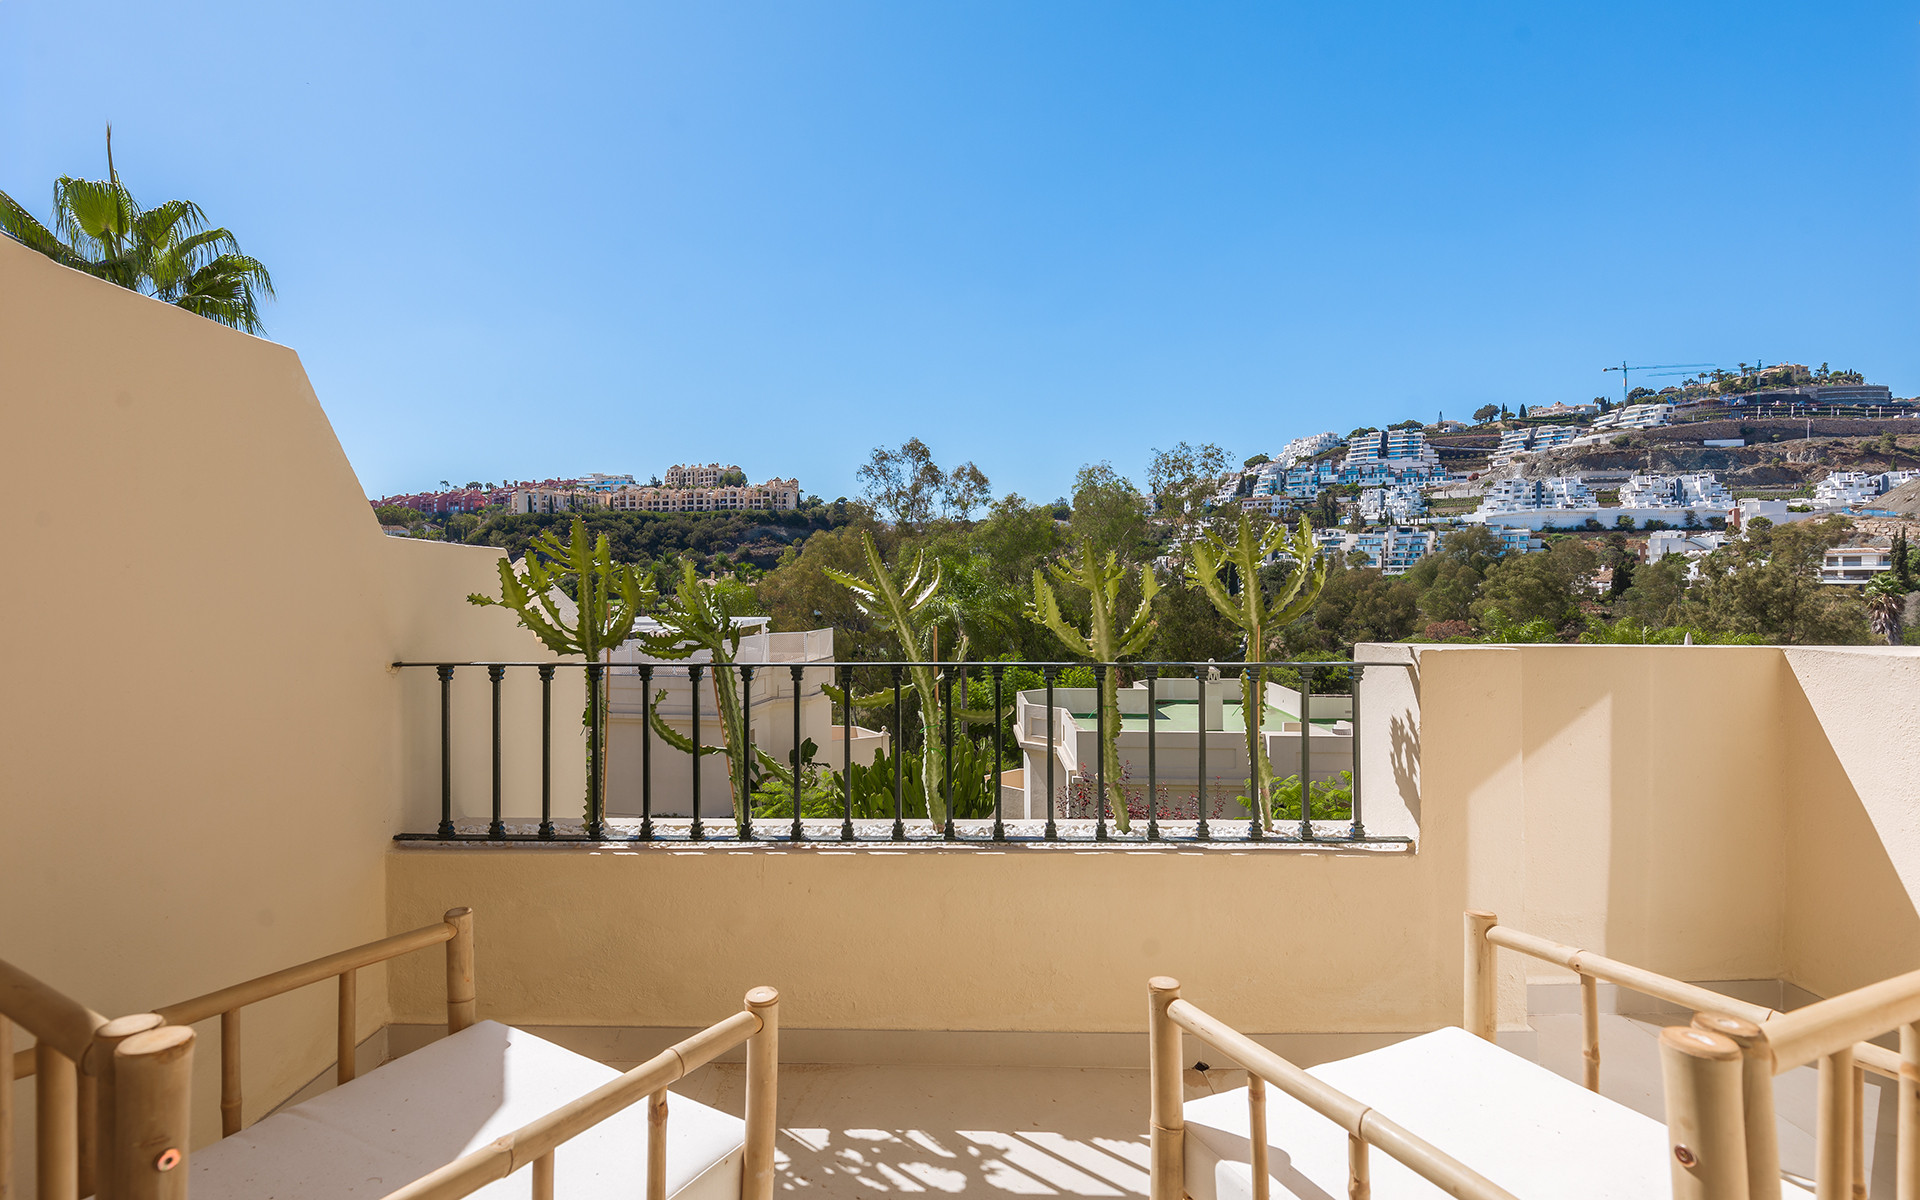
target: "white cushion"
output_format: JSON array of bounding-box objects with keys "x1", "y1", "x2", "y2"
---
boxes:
[
  {"x1": 192, "y1": 1020, "x2": 745, "y2": 1200},
  {"x1": 1182, "y1": 1025, "x2": 1777, "y2": 1199}
]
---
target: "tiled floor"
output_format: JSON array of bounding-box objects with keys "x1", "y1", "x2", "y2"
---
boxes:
[{"x1": 671, "y1": 1064, "x2": 1243, "y2": 1197}]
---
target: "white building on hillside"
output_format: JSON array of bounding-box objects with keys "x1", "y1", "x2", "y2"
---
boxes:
[
  {"x1": 1315, "y1": 526, "x2": 1438, "y2": 575},
  {"x1": 1592, "y1": 403, "x2": 1674, "y2": 431},
  {"x1": 1815, "y1": 470, "x2": 1920, "y2": 507},
  {"x1": 1275, "y1": 432, "x2": 1343, "y2": 467},
  {"x1": 1618, "y1": 473, "x2": 1734, "y2": 510},
  {"x1": 1490, "y1": 423, "x2": 1580, "y2": 467},
  {"x1": 1479, "y1": 476, "x2": 1598, "y2": 513},
  {"x1": 1341, "y1": 428, "x2": 1440, "y2": 480},
  {"x1": 1822, "y1": 542, "x2": 1896, "y2": 586},
  {"x1": 1358, "y1": 484, "x2": 1427, "y2": 525}
]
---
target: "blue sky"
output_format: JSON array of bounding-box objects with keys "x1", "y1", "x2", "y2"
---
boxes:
[{"x1": 4, "y1": 3, "x2": 1916, "y2": 503}]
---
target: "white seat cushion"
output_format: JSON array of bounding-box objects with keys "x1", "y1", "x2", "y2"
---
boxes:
[
  {"x1": 1182, "y1": 1025, "x2": 1796, "y2": 1199},
  {"x1": 192, "y1": 1020, "x2": 745, "y2": 1200}
]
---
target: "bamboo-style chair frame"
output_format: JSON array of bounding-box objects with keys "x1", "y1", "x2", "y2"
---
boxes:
[
  {"x1": 5, "y1": 907, "x2": 780, "y2": 1200},
  {"x1": 1465, "y1": 908, "x2": 1917, "y2": 1200},
  {"x1": 1147, "y1": 977, "x2": 1521, "y2": 1200}
]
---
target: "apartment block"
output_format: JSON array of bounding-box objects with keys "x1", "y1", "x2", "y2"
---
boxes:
[
  {"x1": 1591, "y1": 403, "x2": 1673, "y2": 431},
  {"x1": 1822, "y1": 541, "x2": 1896, "y2": 585},
  {"x1": 1489, "y1": 423, "x2": 1579, "y2": 467},
  {"x1": 1617, "y1": 473, "x2": 1734, "y2": 510},
  {"x1": 1358, "y1": 484, "x2": 1427, "y2": 525},
  {"x1": 663, "y1": 463, "x2": 742, "y2": 488},
  {"x1": 1315, "y1": 526, "x2": 1438, "y2": 575},
  {"x1": 608, "y1": 478, "x2": 801, "y2": 513}
]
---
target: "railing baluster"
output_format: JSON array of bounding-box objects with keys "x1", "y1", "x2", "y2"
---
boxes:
[
  {"x1": 1247, "y1": 666, "x2": 1262, "y2": 841},
  {"x1": 739, "y1": 663, "x2": 755, "y2": 841},
  {"x1": 587, "y1": 661, "x2": 606, "y2": 840},
  {"x1": 1196, "y1": 668, "x2": 1209, "y2": 841},
  {"x1": 839, "y1": 664, "x2": 854, "y2": 841},
  {"x1": 488, "y1": 664, "x2": 506, "y2": 839},
  {"x1": 337, "y1": 969, "x2": 357, "y2": 1084},
  {"x1": 538, "y1": 664, "x2": 555, "y2": 839},
  {"x1": 1298, "y1": 665, "x2": 1313, "y2": 841},
  {"x1": 991, "y1": 664, "x2": 1006, "y2": 841},
  {"x1": 890, "y1": 666, "x2": 905, "y2": 840},
  {"x1": 1348, "y1": 664, "x2": 1364, "y2": 841},
  {"x1": 689, "y1": 663, "x2": 705, "y2": 842},
  {"x1": 942, "y1": 668, "x2": 955, "y2": 841},
  {"x1": 1146, "y1": 666, "x2": 1159, "y2": 841},
  {"x1": 1043, "y1": 665, "x2": 1058, "y2": 841},
  {"x1": 791, "y1": 664, "x2": 806, "y2": 842},
  {"x1": 1094, "y1": 662, "x2": 1108, "y2": 842},
  {"x1": 437, "y1": 664, "x2": 456, "y2": 838},
  {"x1": 639, "y1": 664, "x2": 654, "y2": 841}
]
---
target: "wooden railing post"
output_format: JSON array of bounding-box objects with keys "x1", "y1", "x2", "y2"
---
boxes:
[
  {"x1": 648, "y1": 1090, "x2": 669, "y2": 1200},
  {"x1": 1899, "y1": 1021, "x2": 1919, "y2": 1200},
  {"x1": 36, "y1": 1045, "x2": 77, "y2": 1200},
  {"x1": 219, "y1": 1010, "x2": 242, "y2": 1136},
  {"x1": 1464, "y1": 911, "x2": 1497, "y2": 1041},
  {"x1": 1580, "y1": 973, "x2": 1601, "y2": 1092},
  {"x1": 1818, "y1": 1048, "x2": 1857, "y2": 1200},
  {"x1": 742, "y1": 986, "x2": 780, "y2": 1200},
  {"x1": 113, "y1": 1027, "x2": 193, "y2": 1200},
  {"x1": 444, "y1": 907, "x2": 476, "y2": 1034},
  {"x1": 91, "y1": 1014, "x2": 165, "y2": 1200},
  {"x1": 1149, "y1": 977, "x2": 1185, "y2": 1200},
  {"x1": 1660, "y1": 1025, "x2": 1749, "y2": 1200},
  {"x1": 1247, "y1": 1074, "x2": 1269, "y2": 1200},
  {"x1": 1693, "y1": 1013, "x2": 1781, "y2": 1200}
]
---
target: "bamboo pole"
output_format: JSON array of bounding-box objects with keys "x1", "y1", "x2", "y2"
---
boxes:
[
  {"x1": 1486, "y1": 926, "x2": 1776, "y2": 1027},
  {"x1": 1148, "y1": 977, "x2": 1185, "y2": 1200},
  {"x1": 1693, "y1": 1013, "x2": 1781, "y2": 1200},
  {"x1": 1464, "y1": 911, "x2": 1497, "y2": 1041},
  {"x1": 647, "y1": 1090, "x2": 668, "y2": 1200},
  {"x1": 1763, "y1": 965, "x2": 1920, "y2": 1074},
  {"x1": 112, "y1": 1027, "x2": 193, "y2": 1200},
  {"x1": 92, "y1": 1014, "x2": 164, "y2": 1200},
  {"x1": 219, "y1": 1010, "x2": 242, "y2": 1137},
  {"x1": 1580, "y1": 973, "x2": 1600, "y2": 1093},
  {"x1": 337, "y1": 971, "x2": 358, "y2": 1085},
  {"x1": 0, "y1": 963, "x2": 105, "y2": 1067},
  {"x1": 76, "y1": 1070, "x2": 95, "y2": 1200},
  {"x1": 444, "y1": 908, "x2": 476, "y2": 1035},
  {"x1": 0, "y1": 1018, "x2": 11, "y2": 1200},
  {"x1": 1347, "y1": 1134, "x2": 1369, "y2": 1200},
  {"x1": 1850, "y1": 1067, "x2": 1866, "y2": 1198},
  {"x1": 1659, "y1": 1025, "x2": 1748, "y2": 1200},
  {"x1": 153, "y1": 920, "x2": 456, "y2": 1027},
  {"x1": 1901, "y1": 1022, "x2": 1919, "y2": 1200},
  {"x1": 742, "y1": 987, "x2": 779, "y2": 1200},
  {"x1": 36, "y1": 1046, "x2": 76, "y2": 1200},
  {"x1": 531, "y1": 1152, "x2": 553, "y2": 1200},
  {"x1": 1817, "y1": 1049, "x2": 1857, "y2": 1200},
  {"x1": 1247, "y1": 1074, "x2": 1268, "y2": 1200}
]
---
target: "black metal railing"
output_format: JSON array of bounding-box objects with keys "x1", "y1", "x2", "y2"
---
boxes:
[{"x1": 392, "y1": 659, "x2": 1413, "y2": 847}]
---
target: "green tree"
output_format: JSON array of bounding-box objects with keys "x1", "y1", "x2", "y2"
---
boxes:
[
  {"x1": 1473, "y1": 404, "x2": 1500, "y2": 423},
  {"x1": 1069, "y1": 463, "x2": 1152, "y2": 561},
  {"x1": 857, "y1": 438, "x2": 945, "y2": 529},
  {"x1": 467, "y1": 518, "x2": 655, "y2": 828},
  {"x1": 1472, "y1": 539, "x2": 1597, "y2": 629},
  {"x1": 1865, "y1": 574, "x2": 1905, "y2": 645},
  {"x1": 1615, "y1": 554, "x2": 1690, "y2": 627},
  {"x1": 0, "y1": 127, "x2": 274, "y2": 331},
  {"x1": 1185, "y1": 516, "x2": 1330, "y2": 830},
  {"x1": 1693, "y1": 517, "x2": 1867, "y2": 644},
  {"x1": 1030, "y1": 547, "x2": 1159, "y2": 831}
]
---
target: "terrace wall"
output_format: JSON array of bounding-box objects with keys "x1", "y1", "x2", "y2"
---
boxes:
[{"x1": 0, "y1": 239, "x2": 557, "y2": 1157}]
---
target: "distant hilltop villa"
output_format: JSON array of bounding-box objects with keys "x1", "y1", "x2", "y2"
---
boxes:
[{"x1": 373, "y1": 463, "x2": 802, "y2": 516}]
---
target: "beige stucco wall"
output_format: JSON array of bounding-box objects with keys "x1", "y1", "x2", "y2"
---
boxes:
[{"x1": 0, "y1": 238, "x2": 553, "y2": 1159}]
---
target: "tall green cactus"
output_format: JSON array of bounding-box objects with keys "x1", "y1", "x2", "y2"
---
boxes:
[
  {"x1": 1185, "y1": 515, "x2": 1329, "y2": 830},
  {"x1": 1029, "y1": 546, "x2": 1158, "y2": 831},
  {"x1": 633, "y1": 559, "x2": 757, "y2": 833},
  {"x1": 824, "y1": 531, "x2": 966, "y2": 826},
  {"x1": 467, "y1": 517, "x2": 656, "y2": 819}
]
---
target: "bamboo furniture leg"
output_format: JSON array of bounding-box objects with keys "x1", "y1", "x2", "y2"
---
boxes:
[
  {"x1": 37, "y1": 1045, "x2": 77, "y2": 1200},
  {"x1": 531, "y1": 1151, "x2": 554, "y2": 1200},
  {"x1": 444, "y1": 907, "x2": 476, "y2": 1034},
  {"x1": 219, "y1": 1010, "x2": 242, "y2": 1136},
  {"x1": 1464, "y1": 911, "x2": 1497, "y2": 1041},
  {"x1": 77, "y1": 1071, "x2": 95, "y2": 1200},
  {"x1": 1247, "y1": 1074, "x2": 1268, "y2": 1200},
  {"x1": 93, "y1": 1013, "x2": 165, "y2": 1200},
  {"x1": 1692, "y1": 1013, "x2": 1781, "y2": 1200},
  {"x1": 338, "y1": 970, "x2": 358, "y2": 1085},
  {"x1": 1660, "y1": 1025, "x2": 1748, "y2": 1200},
  {"x1": 1580, "y1": 973, "x2": 1601, "y2": 1092},
  {"x1": 1818, "y1": 1048, "x2": 1857, "y2": 1200},
  {"x1": 1900, "y1": 1022, "x2": 1919, "y2": 1200},
  {"x1": 1852, "y1": 1064, "x2": 1867, "y2": 1200},
  {"x1": 742, "y1": 986, "x2": 780, "y2": 1200},
  {"x1": 1148, "y1": 977, "x2": 1185, "y2": 1200},
  {"x1": 648, "y1": 1090, "x2": 669, "y2": 1200},
  {"x1": 1, "y1": 1018, "x2": 12, "y2": 1200},
  {"x1": 113, "y1": 1027, "x2": 193, "y2": 1200},
  {"x1": 1348, "y1": 1134, "x2": 1370, "y2": 1200}
]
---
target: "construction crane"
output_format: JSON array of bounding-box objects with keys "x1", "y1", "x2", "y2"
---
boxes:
[{"x1": 1601, "y1": 361, "x2": 1716, "y2": 405}]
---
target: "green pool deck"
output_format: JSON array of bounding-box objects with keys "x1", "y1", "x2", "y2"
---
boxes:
[{"x1": 1063, "y1": 698, "x2": 1338, "y2": 733}]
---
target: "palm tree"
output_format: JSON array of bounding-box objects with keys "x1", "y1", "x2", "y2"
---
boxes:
[
  {"x1": 0, "y1": 126, "x2": 273, "y2": 332},
  {"x1": 1866, "y1": 580, "x2": 1905, "y2": 646}
]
